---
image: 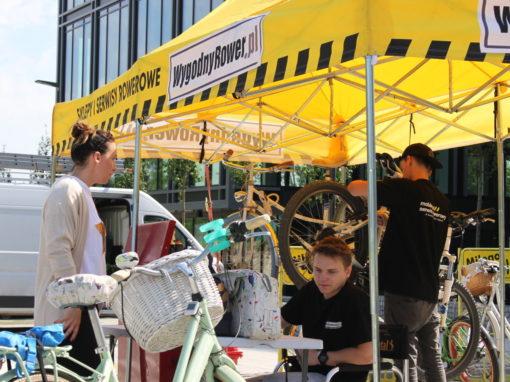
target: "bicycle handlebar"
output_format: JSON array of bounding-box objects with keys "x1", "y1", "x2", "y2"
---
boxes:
[
  {"x1": 449, "y1": 208, "x2": 496, "y2": 231},
  {"x1": 124, "y1": 214, "x2": 271, "y2": 279}
]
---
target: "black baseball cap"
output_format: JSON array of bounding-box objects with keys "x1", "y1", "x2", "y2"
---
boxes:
[{"x1": 400, "y1": 143, "x2": 442, "y2": 169}]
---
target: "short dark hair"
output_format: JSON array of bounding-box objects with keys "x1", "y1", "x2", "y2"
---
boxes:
[
  {"x1": 403, "y1": 154, "x2": 433, "y2": 172},
  {"x1": 71, "y1": 121, "x2": 114, "y2": 166},
  {"x1": 311, "y1": 236, "x2": 353, "y2": 268}
]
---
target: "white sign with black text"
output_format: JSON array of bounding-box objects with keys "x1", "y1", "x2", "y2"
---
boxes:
[
  {"x1": 479, "y1": 0, "x2": 510, "y2": 53},
  {"x1": 168, "y1": 15, "x2": 265, "y2": 103}
]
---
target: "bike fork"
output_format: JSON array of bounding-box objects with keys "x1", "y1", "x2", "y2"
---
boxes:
[{"x1": 438, "y1": 227, "x2": 455, "y2": 330}]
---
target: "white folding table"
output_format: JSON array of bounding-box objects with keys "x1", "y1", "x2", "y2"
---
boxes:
[{"x1": 102, "y1": 324, "x2": 323, "y2": 382}]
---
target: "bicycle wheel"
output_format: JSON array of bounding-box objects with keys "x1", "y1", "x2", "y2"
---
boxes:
[
  {"x1": 221, "y1": 212, "x2": 279, "y2": 278},
  {"x1": 279, "y1": 180, "x2": 366, "y2": 288},
  {"x1": 9, "y1": 368, "x2": 79, "y2": 381},
  {"x1": 441, "y1": 280, "x2": 481, "y2": 379},
  {"x1": 454, "y1": 323, "x2": 499, "y2": 382}
]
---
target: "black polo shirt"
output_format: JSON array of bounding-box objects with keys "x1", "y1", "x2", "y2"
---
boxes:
[
  {"x1": 281, "y1": 281, "x2": 371, "y2": 382},
  {"x1": 377, "y1": 178, "x2": 449, "y2": 303}
]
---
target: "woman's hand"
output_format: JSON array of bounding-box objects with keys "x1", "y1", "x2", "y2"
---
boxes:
[{"x1": 55, "y1": 307, "x2": 82, "y2": 341}]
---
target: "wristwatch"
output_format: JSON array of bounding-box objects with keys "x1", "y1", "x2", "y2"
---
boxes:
[{"x1": 317, "y1": 350, "x2": 329, "y2": 366}]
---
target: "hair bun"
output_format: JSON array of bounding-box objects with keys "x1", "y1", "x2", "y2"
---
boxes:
[{"x1": 71, "y1": 121, "x2": 95, "y2": 141}]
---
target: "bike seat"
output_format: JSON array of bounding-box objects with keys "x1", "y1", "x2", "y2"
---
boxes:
[{"x1": 47, "y1": 274, "x2": 117, "y2": 309}]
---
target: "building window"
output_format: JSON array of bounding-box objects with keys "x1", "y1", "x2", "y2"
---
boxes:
[
  {"x1": 137, "y1": 0, "x2": 174, "y2": 58},
  {"x1": 64, "y1": 17, "x2": 92, "y2": 101},
  {"x1": 193, "y1": 163, "x2": 220, "y2": 187},
  {"x1": 182, "y1": 0, "x2": 223, "y2": 33},
  {"x1": 98, "y1": 1, "x2": 129, "y2": 87},
  {"x1": 67, "y1": 0, "x2": 88, "y2": 11}
]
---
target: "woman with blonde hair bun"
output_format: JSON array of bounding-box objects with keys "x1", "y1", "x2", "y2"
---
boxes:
[{"x1": 35, "y1": 121, "x2": 116, "y2": 375}]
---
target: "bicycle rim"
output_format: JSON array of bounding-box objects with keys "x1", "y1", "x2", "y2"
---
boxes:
[
  {"x1": 279, "y1": 181, "x2": 366, "y2": 288},
  {"x1": 458, "y1": 325, "x2": 499, "y2": 382},
  {"x1": 221, "y1": 212, "x2": 279, "y2": 278},
  {"x1": 442, "y1": 281, "x2": 481, "y2": 379}
]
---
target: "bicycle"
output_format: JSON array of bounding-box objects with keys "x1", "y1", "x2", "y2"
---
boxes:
[
  {"x1": 111, "y1": 214, "x2": 272, "y2": 382},
  {"x1": 0, "y1": 215, "x2": 271, "y2": 382},
  {"x1": 436, "y1": 209, "x2": 495, "y2": 379},
  {"x1": 221, "y1": 150, "x2": 294, "y2": 278},
  {"x1": 459, "y1": 257, "x2": 510, "y2": 380}
]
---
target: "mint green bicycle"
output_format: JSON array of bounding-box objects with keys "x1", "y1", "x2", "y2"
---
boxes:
[
  {"x1": 110, "y1": 214, "x2": 272, "y2": 382},
  {"x1": 0, "y1": 215, "x2": 271, "y2": 382}
]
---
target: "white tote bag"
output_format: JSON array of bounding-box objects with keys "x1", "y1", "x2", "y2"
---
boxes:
[{"x1": 218, "y1": 269, "x2": 281, "y2": 340}]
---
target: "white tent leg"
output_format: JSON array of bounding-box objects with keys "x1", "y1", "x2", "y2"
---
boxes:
[
  {"x1": 365, "y1": 54, "x2": 380, "y2": 381},
  {"x1": 496, "y1": 83, "x2": 506, "y2": 381},
  {"x1": 131, "y1": 118, "x2": 142, "y2": 250},
  {"x1": 123, "y1": 118, "x2": 143, "y2": 382}
]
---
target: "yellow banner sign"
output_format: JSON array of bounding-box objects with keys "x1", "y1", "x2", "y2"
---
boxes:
[{"x1": 458, "y1": 248, "x2": 510, "y2": 283}]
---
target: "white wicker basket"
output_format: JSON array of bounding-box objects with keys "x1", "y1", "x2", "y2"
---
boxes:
[{"x1": 110, "y1": 249, "x2": 223, "y2": 352}]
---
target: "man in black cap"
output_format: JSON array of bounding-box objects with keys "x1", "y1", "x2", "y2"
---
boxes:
[{"x1": 347, "y1": 143, "x2": 449, "y2": 382}]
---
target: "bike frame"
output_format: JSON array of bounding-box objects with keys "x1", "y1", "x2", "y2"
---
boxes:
[
  {"x1": 480, "y1": 272, "x2": 510, "y2": 347},
  {"x1": 172, "y1": 267, "x2": 244, "y2": 382},
  {"x1": 0, "y1": 308, "x2": 117, "y2": 382},
  {"x1": 438, "y1": 226, "x2": 456, "y2": 330}
]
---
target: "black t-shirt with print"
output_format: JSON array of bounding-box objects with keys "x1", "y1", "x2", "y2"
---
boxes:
[
  {"x1": 377, "y1": 178, "x2": 449, "y2": 303},
  {"x1": 281, "y1": 281, "x2": 371, "y2": 382}
]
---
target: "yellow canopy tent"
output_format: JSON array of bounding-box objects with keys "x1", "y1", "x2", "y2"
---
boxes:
[
  {"x1": 53, "y1": 0, "x2": 510, "y2": 165},
  {"x1": 52, "y1": 1, "x2": 510, "y2": 376}
]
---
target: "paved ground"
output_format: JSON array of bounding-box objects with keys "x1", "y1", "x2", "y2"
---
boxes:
[{"x1": 2, "y1": 316, "x2": 510, "y2": 381}]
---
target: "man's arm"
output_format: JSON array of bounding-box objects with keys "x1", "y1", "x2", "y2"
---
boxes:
[
  {"x1": 308, "y1": 341, "x2": 373, "y2": 366},
  {"x1": 347, "y1": 180, "x2": 368, "y2": 198}
]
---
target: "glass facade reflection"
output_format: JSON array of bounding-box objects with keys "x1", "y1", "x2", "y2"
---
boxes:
[{"x1": 60, "y1": 0, "x2": 223, "y2": 101}]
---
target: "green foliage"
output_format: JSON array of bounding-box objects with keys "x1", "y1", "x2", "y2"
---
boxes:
[
  {"x1": 166, "y1": 159, "x2": 201, "y2": 190},
  {"x1": 465, "y1": 143, "x2": 496, "y2": 196},
  {"x1": 225, "y1": 162, "x2": 250, "y2": 187},
  {"x1": 111, "y1": 158, "x2": 150, "y2": 190},
  {"x1": 111, "y1": 158, "x2": 201, "y2": 191},
  {"x1": 37, "y1": 134, "x2": 51, "y2": 156},
  {"x1": 30, "y1": 134, "x2": 51, "y2": 184}
]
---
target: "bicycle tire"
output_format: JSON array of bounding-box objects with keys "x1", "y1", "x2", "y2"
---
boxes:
[
  {"x1": 221, "y1": 212, "x2": 279, "y2": 278},
  {"x1": 279, "y1": 180, "x2": 367, "y2": 288},
  {"x1": 455, "y1": 323, "x2": 499, "y2": 382},
  {"x1": 9, "y1": 368, "x2": 79, "y2": 381},
  {"x1": 442, "y1": 280, "x2": 481, "y2": 380}
]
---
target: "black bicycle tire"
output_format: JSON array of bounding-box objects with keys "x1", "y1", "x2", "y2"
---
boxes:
[
  {"x1": 223, "y1": 211, "x2": 279, "y2": 278},
  {"x1": 9, "y1": 368, "x2": 79, "y2": 382},
  {"x1": 279, "y1": 180, "x2": 366, "y2": 289},
  {"x1": 443, "y1": 280, "x2": 481, "y2": 379}
]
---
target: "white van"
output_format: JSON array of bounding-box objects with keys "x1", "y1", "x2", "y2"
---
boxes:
[{"x1": 0, "y1": 182, "x2": 202, "y2": 316}]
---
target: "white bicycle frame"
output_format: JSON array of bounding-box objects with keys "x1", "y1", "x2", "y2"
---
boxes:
[
  {"x1": 438, "y1": 226, "x2": 456, "y2": 330},
  {"x1": 479, "y1": 267, "x2": 510, "y2": 348}
]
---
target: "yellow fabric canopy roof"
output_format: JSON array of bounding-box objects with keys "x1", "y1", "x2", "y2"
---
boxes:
[{"x1": 52, "y1": 0, "x2": 510, "y2": 164}]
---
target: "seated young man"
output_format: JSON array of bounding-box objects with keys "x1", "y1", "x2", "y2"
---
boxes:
[{"x1": 265, "y1": 236, "x2": 372, "y2": 382}]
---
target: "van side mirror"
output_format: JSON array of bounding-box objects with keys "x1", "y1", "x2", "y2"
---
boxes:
[{"x1": 115, "y1": 252, "x2": 139, "y2": 269}]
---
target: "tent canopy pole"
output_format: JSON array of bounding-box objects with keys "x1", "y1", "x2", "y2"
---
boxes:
[
  {"x1": 495, "y1": 83, "x2": 506, "y2": 381},
  {"x1": 131, "y1": 118, "x2": 142, "y2": 251},
  {"x1": 365, "y1": 54, "x2": 381, "y2": 381}
]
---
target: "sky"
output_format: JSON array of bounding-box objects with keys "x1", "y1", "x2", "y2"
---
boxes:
[{"x1": 0, "y1": 0, "x2": 57, "y2": 155}]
